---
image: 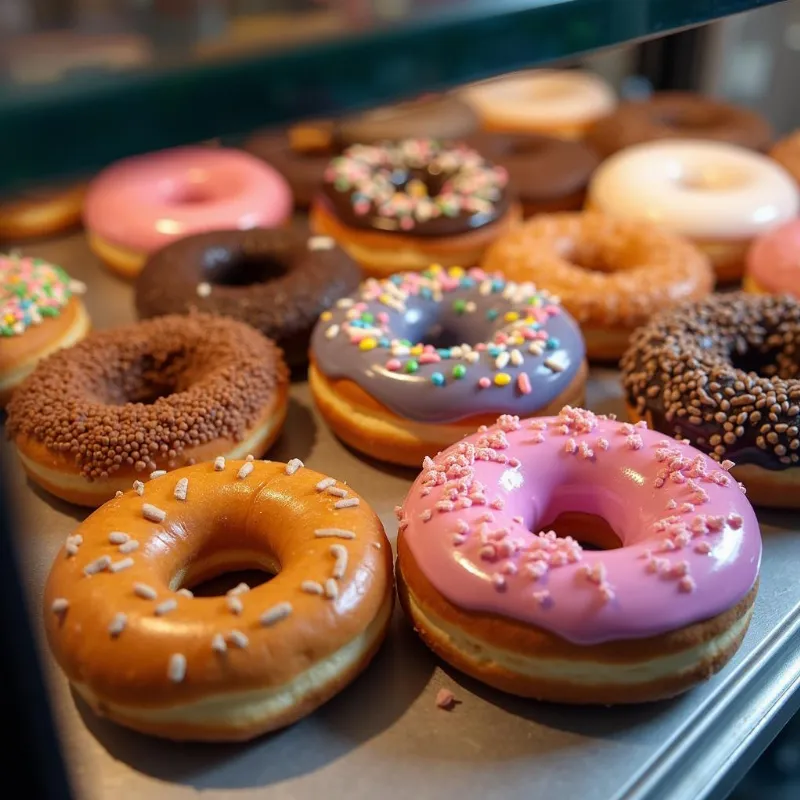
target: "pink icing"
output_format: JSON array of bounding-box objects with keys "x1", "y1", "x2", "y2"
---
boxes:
[
  {"x1": 84, "y1": 146, "x2": 292, "y2": 253},
  {"x1": 746, "y1": 218, "x2": 800, "y2": 297},
  {"x1": 399, "y1": 406, "x2": 761, "y2": 644}
]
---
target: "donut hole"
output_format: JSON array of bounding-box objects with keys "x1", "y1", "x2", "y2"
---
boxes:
[
  {"x1": 101, "y1": 351, "x2": 194, "y2": 405},
  {"x1": 201, "y1": 248, "x2": 289, "y2": 287},
  {"x1": 538, "y1": 511, "x2": 623, "y2": 551},
  {"x1": 166, "y1": 181, "x2": 216, "y2": 205},
  {"x1": 728, "y1": 345, "x2": 798, "y2": 380},
  {"x1": 175, "y1": 549, "x2": 280, "y2": 596}
]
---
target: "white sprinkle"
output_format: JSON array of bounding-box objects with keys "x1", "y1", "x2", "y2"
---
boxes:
[
  {"x1": 314, "y1": 528, "x2": 356, "y2": 539},
  {"x1": 155, "y1": 599, "x2": 178, "y2": 616},
  {"x1": 66, "y1": 543, "x2": 79, "y2": 557},
  {"x1": 115, "y1": 490, "x2": 124, "y2": 498},
  {"x1": 372, "y1": 541, "x2": 382, "y2": 549},
  {"x1": 337, "y1": 298, "x2": 354, "y2": 308},
  {"x1": 110, "y1": 557, "x2": 134, "y2": 573},
  {"x1": 168, "y1": 654, "x2": 187, "y2": 683},
  {"x1": 175, "y1": 588, "x2": 193, "y2": 598},
  {"x1": 196, "y1": 282, "x2": 212, "y2": 297},
  {"x1": 51, "y1": 598, "x2": 69, "y2": 615},
  {"x1": 109, "y1": 531, "x2": 129, "y2": 545},
  {"x1": 227, "y1": 582, "x2": 250, "y2": 596},
  {"x1": 308, "y1": 235, "x2": 335, "y2": 251},
  {"x1": 142, "y1": 503, "x2": 166, "y2": 523},
  {"x1": 119, "y1": 539, "x2": 140, "y2": 554},
  {"x1": 83, "y1": 556, "x2": 111, "y2": 576},
  {"x1": 335, "y1": 497, "x2": 360, "y2": 509},
  {"x1": 133, "y1": 480, "x2": 145, "y2": 496},
  {"x1": 324, "y1": 578, "x2": 339, "y2": 599},
  {"x1": 436, "y1": 688, "x2": 457, "y2": 710},
  {"x1": 509, "y1": 349, "x2": 524, "y2": 366},
  {"x1": 65, "y1": 534, "x2": 82, "y2": 557},
  {"x1": 330, "y1": 544, "x2": 348, "y2": 579},
  {"x1": 227, "y1": 595, "x2": 244, "y2": 615},
  {"x1": 260, "y1": 602, "x2": 293, "y2": 626},
  {"x1": 108, "y1": 613, "x2": 127, "y2": 637},
  {"x1": 465, "y1": 351, "x2": 480, "y2": 364},
  {"x1": 246, "y1": 453, "x2": 255, "y2": 462},
  {"x1": 285, "y1": 458, "x2": 304, "y2": 475},
  {"x1": 326, "y1": 486, "x2": 348, "y2": 497},
  {"x1": 544, "y1": 357, "x2": 565, "y2": 372},
  {"x1": 316, "y1": 477, "x2": 337, "y2": 491},
  {"x1": 174, "y1": 477, "x2": 188, "y2": 501},
  {"x1": 150, "y1": 470, "x2": 166, "y2": 479},
  {"x1": 228, "y1": 630, "x2": 249, "y2": 648},
  {"x1": 133, "y1": 582, "x2": 157, "y2": 600},
  {"x1": 494, "y1": 351, "x2": 510, "y2": 370},
  {"x1": 214, "y1": 456, "x2": 226, "y2": 471},
  {"x1": 325, "y1": 324, "x2": 340, "y2": 340},
  {"x1": 528, "y1": 342, "x2": 544, "y2": 356},
  {"x1": 68, "y1": 279, "x2": 87, "y2": 295},
  {"x1": 237, "y1": 462, "x2": 254, "y2": 479},
  {"x1": 301, "y1": 580, "x2": 324, "y2": 595},
  {"x1": 211, "y1": 633, "x2": 227, "y2": 653}
]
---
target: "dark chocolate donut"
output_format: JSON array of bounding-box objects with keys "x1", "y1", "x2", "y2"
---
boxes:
[
  {"x1": 587, "y1": 92, "x2": 773, "y2": 158},
  {"x1": 621, "y1": 293, "x2": 800, "y2": 471},
  {"x1": 134, "y1": 228, "x2": 361, "y2": 367}
]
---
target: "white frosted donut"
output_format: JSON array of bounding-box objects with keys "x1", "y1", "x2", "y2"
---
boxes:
[
  {"x1": 459, "y1": 70, "x2": 616, "y2": 136},
  {"x1": 588, "y1": 140, "x2": 799, "y2": 241}
]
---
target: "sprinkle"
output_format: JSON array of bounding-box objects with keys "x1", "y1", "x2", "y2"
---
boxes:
[
  {"x1": 436, "y1": 688, "x2": 457, "y2": 710},
  {"x1": 83, "y1": 556, "x2": 111, "y2": 576},
  {"x1": 544, "y1": 357, "x2": 565, "y2": 372},
  {"x1": 245, "y1": 454, "x2": 253, "y2": 461},
  {"x1": 155, "y1": 599, "x2": 178, "y2": 616},
  {"x1": 142, "y1": 503, "x2": 166, "y2": 523},
  {"x1": 285, "y1": 458, "x2": 304, "y2": 475},
  {"x1": 119, "y1": 540, "x2": 139, "y2": 554},
  {"x1": 478, "y1": 376, "x2": 491, "y2": 389},
  {"x1": 330, "y1": 544, "x2": 349, "y2": 578},
  {"x1": 314, "y1": 528, "x2": 356, "y2": 539},
  {"x1": 517, "y1": 373, "x2": 532, "y2": 394},
  {"x1": 308, "y1": 235, "x2": 336, "y2": 251},
  {"x1": 494, "y1": 373, "x2": 511, "y2": 386},
  {"x1": 174, "y1": 477, "x2": 188, "y2": 501},
  {"x1": 324, "y1": 579, "x2": 339, "y2": 599},
  {"x1": 214, "y1": 456, "x2": 226, "y2": 471},
  {"x1": 196, "y1": 282, "x2": 212, "y2": 297},
  {"x1": 168, "y1": 654, "x2": 187, "y2": 683},
  {"x1": 51, "y1": 598, "x2": 69, "y2": 615},
  {"x1": 227, "y1": 596, "x2": 244, "y2": 615},
  {"x1": 108, "y1": 531, "x2": 129, "y2": 545},
  {"x1": 115, "y1": 490, "x2": 124, "y2": 498},
  {"x1": 260, "y1": 602, "x2": 293, "y2": 626},
  {"x1": 335, "y1": 497, "x2": 360, "y2": 509},
  {"x1": 133, "y1": 582, "x2": 157, "y2": 600},
  {"x1": 150, "y1": 470, "x2": 166, "y2": 479},
  {"x1": 679, "y1": 576, "x2": 696, "y2": 593},
  {"x1": 326, "y1": 324, "x2": 340, "y2": 340},
  {"x1": 108, "y1": 613, "x2": 127, "y2": 637},
  {"x1": 694, "y1": 541, "x2": 712, "y2": 554},
  {"x1": 211, "y1": 634, "x2": 227, "y2": 653},
  {"x1": 301, "y1": 580, "x2": 324, "y2": 595},
  {"x1": 315, "y1": 477, "x2": 337, "y2": 491},
  {"x1": 326, "y1": 486, "x2": 348, "y2": 497},
  {"x1": 177, "y1": 588, "x2": 193, "y2": 597},
  {"x1": 495, "y1": 352, "x2": 510, "y2": 369},
  {"x1": 510, "y1": 349, "x2": 524, "y2": 366},
  {"x1": 109, "y1": 558, "x2": 134, "y2": 573},
  {"x1": 728, "y1": 513, "x2": 743, "y2": 529},
  {"x1": 228, "y1": 582, "x2": 250, "y2": 596},
  {"x1": 228, "y1": 630, "x2": 249, "y2": 648},
  {"x1": 133, "y1": 480, "x2": 144, "y2": 496},
  {"x1": 237, "y1": 462, "x2": 254, "y2": 480},
  {"x1": 452, "y1": 364, "x2": 466, "y2": 379},
  {"x1": 431, "y1": 371, "x2": 446, "y2": 386}
]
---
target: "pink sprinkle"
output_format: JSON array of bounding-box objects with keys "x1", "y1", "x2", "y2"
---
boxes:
[
  {"x1": 478, "y1": 377, "x2": 491, "y2": 389},
  {"x1": 670, "y1": 560, "x2": 690, "y2": 578},
  {"x1": 598, "y1": 582, "x2": 615, "y2": 602},
  {"x1": 420, "y1": 510, "x2": 432, "y2": 522},
  {"x1": 386, "y1": 359, "x2": 402, "y2": 371},
  {"x1": 533, "y1": 590, "x2": 552, "y2": 607},
  {"x1": 694, "y1": 541, "x2": 712, "y2": 554},
  {"x1": 500, "y1": 561, "x2": 518, "y2": 576},
  {"x1": 377, "y1": 312, "x2": 390, "y2": 324},
  {"x1": 479, "y1": 545, "x2": 497, "y2": 561},
  {"x1": 455, "y1": 519, "x2": 470, "y2": 534},
  {"x1": 728, "y1": 513, "x2": 743, "y2": 529},
  {"x1": 419, "y1": 353, "x2": 441, "y2": 364},
  {"x1": 492, "y1": 574, "x2": 507, "y2": 591},
  {"x1": 490, "y1": 498, "x2": 505, "y2": 510},
  {"x1": 679, "y1": 576, "x2": 696, "y2": 593},
  {"x1": 626, "y1": 434, "x2": 643, "y2": 450},
  {"x1": 517, "y1": 373, "x2": 532, "y2": 395},
  {"x1": 707, "y1": 515, "x2": 725, "y2": 532},
  {"x1": 721, "y1": 459, "x2": 735, "y2": 471},
  {"x1": 436, "y1": 688, "x2": 457, "y2": 710}
]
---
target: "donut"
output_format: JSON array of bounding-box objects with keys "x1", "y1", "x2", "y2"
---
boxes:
[
  {"x1": 621, "y1": 293, "x2": 800, "y2": 508},
  {"x1": 43, "y1": 458, "x2": 393, "y2": 741},
  {"x1": 481, "y1": 212, "x2": 714, "y2": 361},
  {"x1": 84, "y1": 147, "x2": 293, "y2": 279},
  {"x1": 0, "y1": 254, "x2": 90, "y2": 405},
  {"x1": 769, "y1": 129, "x2": 800, "y2": 184},
  {"x1": 134, "y1": 229, "x2": 361, "y2": 368},
  {"x1": 586, "y1": 140, "x2": 799, "y2": 283},
  {"x1": 744, "y1": 219, "x2": 800, "y2": 298},
  {"x1": 465, "y1": 133, "x2": 599, "y2": 216},
  {"x1": 586, "y1": 92, "x2": 773, "y2": 158},
  {"x1": 309, "y1": 266, "x2": 587, "y2": 467},
  {"x1": 310, "y1": 139, "x2": 520, "y2": 277},
  {"x1": 6, "y1": 314, "x2": 289, "y2": 507},
  {"x1": 0, "y1": 184, "x2": 86, "y2": 240},
  {"x1": 458, "y1": 70, "x2": 616, "y2": 139},
  {"x1": 396, "y1": 406, "x2": 760, "y2": 703}
]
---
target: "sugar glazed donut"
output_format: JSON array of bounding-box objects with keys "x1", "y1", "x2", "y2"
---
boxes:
[
  {"x1": 6, "y1": 314, "x2": 289, "y2": 506},
  {"x1": 309, "y1": 266, "x2": 587, "y2": 467},
  {"x1": 586, "y1": 92, "x2": 773, "y2": 158},
  {"x1": 481, "y1": 212, "x2": 714, "y2": 361},
  {"x1": 44, "y1": 459, "x2": 393, "y2": 741},
  {"x1": 770, "y1": 130, "x2": 800, "y2": 184},
  {"x1": 744, "y1": 219, "x2": 800, "y2": 298},
  {"x1": 84, "y1": 147, "x2": 293, "y2": 278},
  {"x1": 135, "y1": 229, "x2": 361, "y2": 367},
  {"x1": 0, "y1": 254, "x2": 89, "y2": 404},
  {"x1": 310, "y1": 139, "x2": 520, "y2": 276},
  {"x1": 587, "y1": 140, "x2": 799, "y2": 283},
  {"x1": 621, "y1": 293, "x2": 800, "y2": 508},
  {"x1": 0, "y1": 183, "x2": 86, "y2": 240},
  {"x1": 396, "y1": 407, "x2": 760, "y2": 703}
]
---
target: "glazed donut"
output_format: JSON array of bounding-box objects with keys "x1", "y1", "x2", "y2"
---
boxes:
[
  {"x1": 458, "y1": 70, "x2": 616, "y2": 139},
  {"x1": 586, "y1": 140, "x2": 799, "y2": 283},
  {"x1": 481, "y1": 212, "x2": 714, "y2": 361},
  {"x1": 44, "y1": 459, "x2": 393, "y2": 741},
  {"x1": 769, "y1": 129, "x2": 800, "y2": 184},
  {"x1": 134, "y1": 229, "x2": 361, "y2": 368},
  {"x1": 466, "y1": 133, "x2": 598, "y2": 216},
  {"x1": 310, "y1": 139, "x2": 520, "y2": 277},
  {"x1": 621, "y1": 293, "x2": 800, "y2": 508},
  {"x1": 309, "y1": 266, "x2": 587, "y2": 467},
  {"x1": 0, "y1": 184, "x2": 86, "y2": 240},
  {"x1": 744, "y1": 220, "x2": 800, "y2": 298},
  {"x1": 84, "y1": 147, "x2": 293, "y2": 279},
  {"x1": 6, "y1": 314, "x2": 289, "y2": 507},
  {"x1": 0, "y1": 254, "x2": 90, "y2": 405},
  {"x1": 396, "y1": 406, "x2": 760, "y2": 704},
  {"x1": 586, "y1": 92, "x2": 773, "y2": 158}
]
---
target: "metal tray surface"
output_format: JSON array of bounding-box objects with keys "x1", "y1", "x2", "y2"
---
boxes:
[{"x1": 3, "y1": 233, "x2": 800, "y2": 800}]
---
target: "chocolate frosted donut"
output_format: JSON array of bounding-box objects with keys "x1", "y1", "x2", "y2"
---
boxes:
[
  {"x1": 466, "y1": 132, "x2": 598, "y2": 215},
  {"x1": 621, "y1": 293, "x2": 800, "y2": 507},
  {"x1": 587, "y1": 92, "x2": 773, "y2": 158},
  {"x1": 135, "y1": 229, "x2": 361, "y2": 367}
]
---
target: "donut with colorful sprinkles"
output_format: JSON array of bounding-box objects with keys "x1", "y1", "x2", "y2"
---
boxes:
[
  {"x1": 309, "y1": 265, "x2": 587, "y2": 466},
  {"x1": 310, "y1": 139, "x2": 521, "y2": 276},
  {"x1": 396, "y1": 406, "x2": 761, "y2": 704},
  {"x1": 0, "y1": 253, "x2": 89, "y2": 405}
]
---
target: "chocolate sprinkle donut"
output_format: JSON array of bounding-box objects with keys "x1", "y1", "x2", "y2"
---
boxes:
[
  {"x1": 135, "y1": 229, "x2": 361, "y2": 367},
  {"x1": 6, "y1": 314, "x2": 288, "y2": 480},
  {"x1": 621, "y1": 293, "x2": 800, "y2": 471}
]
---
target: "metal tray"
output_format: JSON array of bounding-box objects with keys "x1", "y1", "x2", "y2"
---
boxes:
[{"x1": 4, "y1": 233, "x2": 800, "y2": 800}]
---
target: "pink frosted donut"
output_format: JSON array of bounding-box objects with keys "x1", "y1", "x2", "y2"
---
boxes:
[
  {"x1": 744, "y1": 218, "x2": 800, "y2": 297},
  {"x1": 396, "y1": 405, "x2": 761, "y2": 704},
  {"x1": 84, "y1": 146, "x2": 292, "y2": 278}
]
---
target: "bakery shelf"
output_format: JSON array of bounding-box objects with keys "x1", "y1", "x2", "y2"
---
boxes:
[
  {"x1": 5, "y1": 232, "x2": 800, "y2": 800},
  {"x1": 0, "y1": 0, "x2": 783, "y2": 193}
]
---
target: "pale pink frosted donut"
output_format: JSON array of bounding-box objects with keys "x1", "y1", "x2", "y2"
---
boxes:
[
  {"x1": 84, "y1": 147, "x2": 292, "y2": 255},
  {"x1": 745, "y1": 218, "x2": 800, "y2": 297}
]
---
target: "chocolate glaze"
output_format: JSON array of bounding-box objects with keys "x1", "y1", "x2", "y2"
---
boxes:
[
  {"x1": 621, "y1": 293, "x2": 800, "y2": 471},
  {"x1": 135, "y1": 228, "x2": 361, "y2": 367}
]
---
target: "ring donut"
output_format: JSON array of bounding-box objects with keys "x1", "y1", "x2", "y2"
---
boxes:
[
  {"x1": 6, "y1": 314, "x2": 289, "y2": 506},
  {"x1": 396, "y1": 406, "x2": 760, "y2": 703},
  {"x1": 44, "y1": 458, "x2": 393, "y2": 741},
  {"x1": 744, "y1": 219, "x2": 800, "y2": 298},
  {"x1": 0, "y1": 184, "x2": 86, "y2": 240},
  {"x1": 134, "y1": 229, "x2": 361, "y2": 368}
]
